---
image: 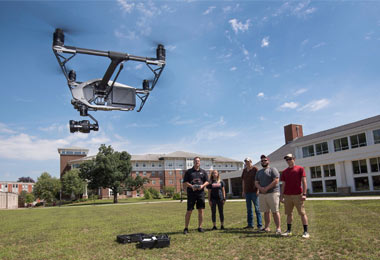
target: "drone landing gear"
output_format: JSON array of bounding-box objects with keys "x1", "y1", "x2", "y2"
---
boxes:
[{"x1": 69, "y1": 104, "x2": 99, "y2": 133}]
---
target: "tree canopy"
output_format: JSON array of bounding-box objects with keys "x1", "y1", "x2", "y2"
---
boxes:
[
  {"x1": 61, "y1": 169, "x2": 85, "y2": 200},
  {"x1": 33, "y1": 172, "x2": 60, "y2": 204},
  {"x1": 17, "y1": 176, "x2": 35, "y2": 183},
  {"x1": 79, "y1": 144, "x2": 135, "y2": 203}
]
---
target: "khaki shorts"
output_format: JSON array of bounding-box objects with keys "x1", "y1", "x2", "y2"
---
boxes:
[
  {"x1": 259, "y1": 192, "x2": 280, "y2": 213},
  {"x1": 284, "y1": 194, "x2": 306, "y2": 215}
]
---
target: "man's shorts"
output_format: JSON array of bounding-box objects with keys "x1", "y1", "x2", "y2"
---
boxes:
[
  {"x1": 259, "y1": 192, "x2": 280, "y2": 213},
  {"x1": 187, "y1": 192, "x2": 205, "y2": 211},
  {"x1": 284, "y1": 194, "x2": 306, "y2": 215}
]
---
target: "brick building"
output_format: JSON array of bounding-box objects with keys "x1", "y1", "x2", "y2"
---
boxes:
[{"x1": 59, "y1": 149, "x2": 243, "y2": 199}]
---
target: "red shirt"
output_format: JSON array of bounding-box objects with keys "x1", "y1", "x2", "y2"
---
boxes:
[{"x1": 280, "y1": 165, "x2": 306, "y2": 195}]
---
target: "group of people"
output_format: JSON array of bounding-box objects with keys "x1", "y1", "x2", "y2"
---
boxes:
[{"x1": 182, "y1": 155, "x2": 310, "y2": 239}]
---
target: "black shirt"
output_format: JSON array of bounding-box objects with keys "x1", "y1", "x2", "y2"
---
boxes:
[
  {"x1": 183, "y1": 167, "x2": 209, "y2": 195},
  {"x1": 207, "y1": 180, "x2": 225, "y2": 201}
]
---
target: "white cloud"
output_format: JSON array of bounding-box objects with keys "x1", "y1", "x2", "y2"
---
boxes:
[
  {"x1": 299, "y1": 99, "x2": 330, "y2": 111},
  {"x1": 0, "y1": 123, "x2": 17, "y2": 134},
  {"x1": 117, "y1": 0, "x2": 135, "y2": 13},
  {"x1": 135, "y1": 64, "x2": 143, "y2": 70},
  {"x1": 192, "y1": 117, "x2": 238, "y2": 144},
  {"x1": 257, "y1": 92, "x2": 264, "y2": 98},
  {"x1": 229, "y1": 18, "x2": 250, "y2": 34},
  {"x1": 312, "y1": 42, "x2": 326, "y2": 48},
  {"x1": 203, "y1": 6, "x2": 216, "y2": 15},
  {"x1": 280, "y1": 102, "x2": 299, "y2": 110},
  {"x1": 230, "y1": 66, "x2": 237, "y2": 71},
  {"x1": 166, "y1": 45, "x2": 177, "y2": 52},
  {"x1": 294, "y1": 88, "x2": 307, "y2": 96},
  {"x1": 38, "y1": 123, "x2": 67, "y2": 133},
  {"x1": 261, "y1": 36, "x2": 270, "y2": 47},
  {"x1": 259, "y1": 116, "x2": 265, "y2": 121},
  {"x1": 114, "y1": 29, "x2": 137, "y2": 40},
  {"x1": 170, "y1": 116, "x2": 195, "y2": 126},
  {"x1": 273, "y1": 1, "x2": 316, "y2": 18}
]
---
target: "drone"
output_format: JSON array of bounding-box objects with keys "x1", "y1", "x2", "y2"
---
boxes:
[{"x1": 52, "y1": 28, "x2": 166, "y2": 133}]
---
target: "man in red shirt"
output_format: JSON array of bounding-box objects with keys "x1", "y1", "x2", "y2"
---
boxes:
[{"x1": 280, "y1": 154, "x2": 310, "y2": 238}]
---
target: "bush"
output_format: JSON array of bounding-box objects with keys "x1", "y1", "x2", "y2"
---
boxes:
[
  {"x1": 163, "y1": 186, "x2": 175, "y2": 198},
  {"x1": 148, "y1": 188, "x2": 163, "y2": 199},
  {"x1": 172, "y1": 193, "x2": 181, "y2": 200},
  {"x1": 143, "y1": 190, "x2": 152, "y2": 200}
]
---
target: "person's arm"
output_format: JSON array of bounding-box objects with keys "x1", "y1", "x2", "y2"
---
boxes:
[
  {"x1": 222, "y1": 185, "x2": 226, "y2": 204},
  {"x1": 263, "y1": 178, "x2": 279, "y2": 193},
  {"x1": 255, "y1": 180, "x2": 265, "y2": 194},
  {"x1": 280, "y1": 180, "x2": 285, "y2": 203},
  {"x1": 301, "y1": 176, "x2": 307, "y2": 201},
  {"x1": 208, "y1": 186, "x2": 212, "y2": 207},
  {"x1": 242, "y1": 179, "x2": 245, "y2": 197}
]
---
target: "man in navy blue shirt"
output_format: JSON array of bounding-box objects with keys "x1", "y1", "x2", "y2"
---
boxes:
[{"x1": 183, "y1": 157, "x2": 209, "y2": 234}]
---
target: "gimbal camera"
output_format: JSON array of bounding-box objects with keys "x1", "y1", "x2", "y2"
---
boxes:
[{"x1": 52, "y1": 28, "x2": 166, "y2": 133}]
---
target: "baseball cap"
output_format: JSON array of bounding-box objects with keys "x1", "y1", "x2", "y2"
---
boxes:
[
  {"x1": 260, "y1": 154, "x2": 267, "y2": 159},
  {"x1": 284, "y1": 153, "x2": 295, "y2": 160},
  {"x1": 244, "y1": 157, "x2": 252, "y2": 162}
]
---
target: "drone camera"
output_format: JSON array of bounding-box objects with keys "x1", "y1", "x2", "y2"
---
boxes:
[
  {"x1": 53, "y1": 28, "x2": 65, "y2": 47},
  {"x1": 70, "y1": 120, "x2": 99, "y2": 133},
  {"x1": 156, "y1": 44, "x2": 166, "y2": 61}
]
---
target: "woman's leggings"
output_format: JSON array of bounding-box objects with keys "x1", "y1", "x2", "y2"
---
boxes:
[{"x1": 211, "y1": 199, "x2": 224, "y2": 223}]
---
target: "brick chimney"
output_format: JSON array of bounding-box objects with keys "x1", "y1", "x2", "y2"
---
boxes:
[{"x1": 284, "y1": 124, "x2": 303, "y2": 144}]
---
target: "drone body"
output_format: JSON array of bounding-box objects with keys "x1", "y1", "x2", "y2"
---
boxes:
[{"x1": 52, "y1": 28, "x2": 166, "y2": 133}]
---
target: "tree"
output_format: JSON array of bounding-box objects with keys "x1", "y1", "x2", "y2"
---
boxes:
[
  {"x1": 124, "y1": 176, "x2": 149, "y2": 193},
  {"x1": 79, "y1": 144, "x2": 135, "y2": 203},
  {"x1": 61, "y1": 169, "x2": 85, "y2": 200},
  {"x1": 33, "y1": 172, "x2": 61, "y2": 205},
  {"x1": 17, "y1": 176, "x2": 35, "y2": 183},
  {"x1": 163, "y1": 186, "x2": 175, "y2": 198}
]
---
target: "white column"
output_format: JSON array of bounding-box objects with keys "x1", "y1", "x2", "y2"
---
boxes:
[{"x1": 228, "y1": 178, "x2": 233, "y2": 194}]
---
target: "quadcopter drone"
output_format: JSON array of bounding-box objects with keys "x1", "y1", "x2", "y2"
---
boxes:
[{"x1": 52, "y1": 28, "x2": 166, "y2": 133}]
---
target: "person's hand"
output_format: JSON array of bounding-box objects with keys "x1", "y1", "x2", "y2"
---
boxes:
[
  {"x1": 301, "y1": 194, "x2": 306, "y2": 201},
  {"x1": 209, "y1": 201, "x2": 212, "y2": 207},
  {"x1": 280, "y1": 195, "x2": 284, "y2": 203},
  {"x1": 222, "y1": 199, "x2": 225, "y2": 205}
]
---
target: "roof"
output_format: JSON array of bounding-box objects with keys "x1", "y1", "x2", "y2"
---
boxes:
[
  {"x1": 255, "y1": 114, "x2": 380, "y2": 166},
  {"x1": 213, "y1": 155, "x2": 241, "y2": 163},
  {"x1": 159, "y1": 151, "x2": 215, "y2": 159},
  {"x1": 292, "y1": 114, "x2": 380, "y2": 145},
  {"x1": 132, "y1": 154, "x2": 165, "y2": 161}
]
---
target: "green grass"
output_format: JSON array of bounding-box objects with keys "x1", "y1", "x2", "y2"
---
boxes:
[{"x1": 1, "y1": 200, "x2": 380, "y2": 260}]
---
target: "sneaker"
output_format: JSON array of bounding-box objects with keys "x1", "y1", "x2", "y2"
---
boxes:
[
  {"x1": 198, "y1": 227, "x2": 204, "y2": 233},
  {"x1": 212, "y1": 226, "x2": 217, "y2": 230},
  {"x1": 243, "y1": 225, "x2": 254, "y2": 229},
  {"x1": 258, "y1": 227, "x2": 270, "y2": 233},
  {"x1": 183, "y1": 228, "x2": 188, "y2": 234},
  {"x1": 275, "y1": 229, "x2": 282, "y2": 235},
  {"x1": 281, "y1": 230, "x2": 292, "y2": 237},
  {"x1": 220, "y1": 225, "x2": 225, "y2": 230},
  {"x1": 302, "y1": 232, "x2": 310, "y2": 239}
]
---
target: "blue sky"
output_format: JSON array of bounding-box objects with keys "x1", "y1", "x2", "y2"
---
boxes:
[{"x1": 1, "y1": 0, "x2": 380, "y2": 181}]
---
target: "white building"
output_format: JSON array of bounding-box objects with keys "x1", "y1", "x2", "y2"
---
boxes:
[{"x1": 221, "y1": 115, "x2": 380, "y2": 196}]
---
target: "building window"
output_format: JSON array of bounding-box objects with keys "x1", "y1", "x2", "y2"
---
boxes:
[
  {"x1": 315, "y1": 142, "x2": 329, "y2": 155},
  {"x1": 136, "y1": 172, "x2": 140, "y2": 177},
  {"x1": 334, "y1": 137, "x2": 349, "y2": 152},
  {"x1": 169, "y1": 180, "x2": 173, "y2": 184},
  {"x1": 151, "y1": 172, "x2": 155, "y2": 177},
  {"x1": 160, "y1": 180, "x2": 163, "y2": 184},
  {"x1": 302, "y1": 145, "x2": 315, "y2": 158},
  {"x1": 373, "y1": 129, "x2": 380, "y2": 144},
  {"x1": 312, "y1": 181, "x2": 323, "y2": 193},
  {"x1": 372, "y1": 176, "x2": 380, "y2": 190},
  {"x1": 152, "y1": 180, "x2": 156, "y2": 185},
  {"x1": 158, "y1": 164, "x2": 162, "y2": 167},
  {"x1": 352, "y1": 160, "x2": 368, "y2": 174},
  {"x1": 136, "y1": 163, "x2": 139, "y2": 167},
  {"x1": 143, "y1": 163, "x2": 146, "y2": 167},
  {"x1": 325, "y1": 180, "x2": 337, "y2": 192},
  {"x1": 310, "y1": 166, "x2": 322, "y2": 178},
  {"x1": 354, "y1": 177, "x2": 369, "y2": 191},
  {"x1": 169, "y1": 171, "x2": 173, "y2": 176},
  {"x1": 350, "y1": 133, "x2": 367, "y2": 149},
  {"x1": 323, "y1": 164, "x2": 336, "y2": 177},
  {"x1": 143, "y1": 172, "x2": 147, "y2": 176},
  {"x1": 152, "y1": 163, "x2": 155, "y2": 167},
  {"x1": 370, "y1": 157, "x2": 380, "y2": 172}
]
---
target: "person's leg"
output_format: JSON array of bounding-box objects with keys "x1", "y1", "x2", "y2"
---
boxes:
[
  {"x1": 211, "y1": 200, "x2": 217, "y2": 226},
  {"x1": 252, "y1": 193, "x2": 262, "y2": 228},
  {"x1": 284, "y1": 195, "x2": 295, "y2": 232},
  {"x1": 273, "y1": 211, "x2": 281, "y2": 231},
  {"x1": 264, "y1": 212, "x2": 271, "y2": 229},
  {"x1": 268, "y1": 192, "x2": 281, "y2": 232},
  {"x1": 294, "y1": 195, "x2": 309, "y2": 233},
  {"x1": 217, "y1": 200, "x2": 224, "y2": 224},
  {"x1": 185, "y1": 210, "x2": 192, "y2": 228},
  {"x1": 245, "y1": 193, "x2": 253, "y2": 227},
  {"x1": 198, "y1": 208, "x2": 204, "y2": 228}
]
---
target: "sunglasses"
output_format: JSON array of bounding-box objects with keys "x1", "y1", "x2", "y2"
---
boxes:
[
  {"x1": 261, "y1": 159, "x2": 268, "y2": 162},
  {"x1": 285, "y1": 158, "x2": 293, "y2": 161}
]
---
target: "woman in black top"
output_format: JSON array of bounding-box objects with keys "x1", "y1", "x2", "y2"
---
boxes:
[{"x1": 207, "y1": 170, "x2": 226, "y2": 230}]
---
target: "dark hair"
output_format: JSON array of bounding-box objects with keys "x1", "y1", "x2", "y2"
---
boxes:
[{"x1": 193, "y1": 156, "x2": 200, "y2": 161}]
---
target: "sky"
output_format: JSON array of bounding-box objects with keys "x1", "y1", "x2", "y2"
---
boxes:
[{"x1": 1, "y1": 0, "x2": 380, "y2": 181}]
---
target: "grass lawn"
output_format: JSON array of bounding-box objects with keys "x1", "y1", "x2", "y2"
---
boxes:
[{"x1": 1, "y1": 200, "x2": 380, "y2": 260}]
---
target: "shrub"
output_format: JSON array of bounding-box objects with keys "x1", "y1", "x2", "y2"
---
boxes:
[
  {"x1": 172, "y1": 193, "x2": 181, "y2": 200},
  {"x1": 143, "y1": 189, "x2": 152, "y2": 200},
  {"x1": 148, "y1": 188, "x2": 163, "y2": 199}
]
